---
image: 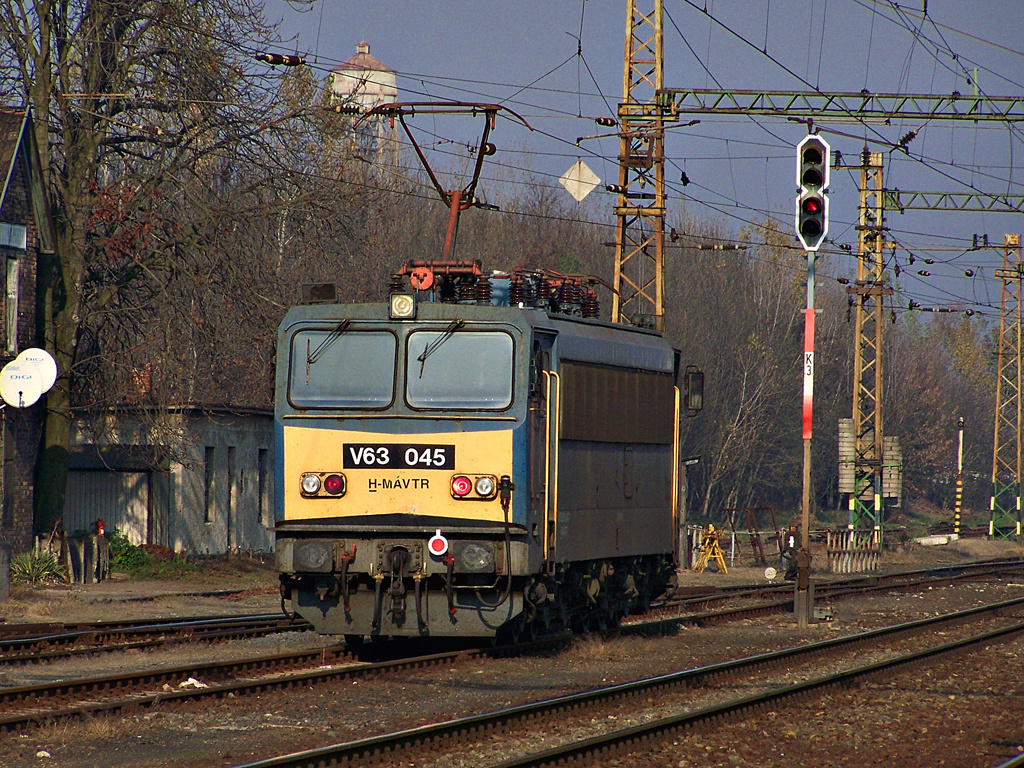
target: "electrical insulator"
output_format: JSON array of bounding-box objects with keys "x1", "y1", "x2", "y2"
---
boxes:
[
  {"x1": 595, "y1": 117, "x2": 617, "y2": 127},
  {"x1": 475, "y1": 275, "x2": 492, "y2": 305},
  {"x1": 605, "y1": 184, "x2": 627, "y2": 194},
  {"x1": 482, "y1": 143, "x2": 496, "y2": 156},
  {"x1": 256, "y1": 53, "x2": 305, "y2": 66}
]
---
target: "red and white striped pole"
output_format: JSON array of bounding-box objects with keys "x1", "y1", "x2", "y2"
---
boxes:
[{"x1": 797, "y1": 249, "x2": 815, "y2": 629}]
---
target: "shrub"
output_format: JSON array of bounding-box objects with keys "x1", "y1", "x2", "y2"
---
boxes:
[
  {"x1": 108, "y1": 529, "x2": 149, "y2": 572},
  {"x1": 11, "y1": 550, "x2": 68, "y2": 585},
  {"x1": 107, "y1": 529, "x2": 198, "y2": 579}
]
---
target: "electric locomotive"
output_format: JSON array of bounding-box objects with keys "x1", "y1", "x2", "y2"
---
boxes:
[{"x1": 274, "y1": 261, "x2": 702, "y2": 641}]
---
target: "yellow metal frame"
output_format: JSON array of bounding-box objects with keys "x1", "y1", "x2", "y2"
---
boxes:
[
  {"x1": 281, "y1": 425, "x2": 512, "y2": 522},
  {"x1": 542, "y1": 371, "x2": 561, "y2": 566},
  {"x1": 672, "y1": 386, "x2": 680, "y2": 564}
]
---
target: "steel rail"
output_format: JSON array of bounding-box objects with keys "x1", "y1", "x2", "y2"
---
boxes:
[
  {"x1": 627, "y1": 558, "x2": 1024, "y2": 635},
  {"x1": 0, "y1": 614, "x2": 310, "y2": 664},
  {"x1": 0, "y1": 644, "x2": 489, "y2": 732},
  {"x1": 491, "y1": 620, "x2": 1024, "y2": 767},
  {"x1": 223, "y1": 595, "x2": 1024, "y2": 768}
]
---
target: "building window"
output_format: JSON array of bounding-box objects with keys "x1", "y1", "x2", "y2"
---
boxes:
[
  {"x1": 6, "y1": 257, "x2": 20, "y2": 355},
  {"x1": 257, "y1": 448, "x2": 269, "y2": 528},
  {"x1": 227, "y1": 446, "x2": 236, "y2": 550},
  {"x1": 204, "y1": 447, "x2": 215, "y2": 524}
]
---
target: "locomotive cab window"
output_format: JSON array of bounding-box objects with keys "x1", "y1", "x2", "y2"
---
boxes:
[
  {"x1": 406, "y1": 330, "x2": 513, "y2": 410},
  {"x1": 288, "y1": 329, "x2": 397, "y2": 408}
]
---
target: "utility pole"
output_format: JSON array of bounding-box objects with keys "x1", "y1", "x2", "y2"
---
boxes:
[
  {"x1": 846, "y1": 149, "x2": 891, "y2": 538},
  {"x1": 612, "y1": 0, "x2": 666, "y2": 330},
  {"x1": 991, "y1": 234, "x2": 1023, "y2": 541},
  {"x1": 955, "y1": 416, "x2": 964, "y2": 538},
  {"x1": 794, "y1": 133, "x2": 831, "y2": 628}
]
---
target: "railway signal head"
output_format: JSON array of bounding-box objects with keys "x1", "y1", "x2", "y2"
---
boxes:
[{"x1": 795, "y1": 135, "x2": 830, "y2": 251}]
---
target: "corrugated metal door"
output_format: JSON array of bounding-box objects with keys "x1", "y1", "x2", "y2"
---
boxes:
[{"x1": 65, "y1": 471, "x2": 149, "y2": 545}]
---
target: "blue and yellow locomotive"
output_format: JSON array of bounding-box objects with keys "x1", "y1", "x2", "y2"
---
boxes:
[{"x1": 274, "y1": 261, "x2": 702, "y2": 641}]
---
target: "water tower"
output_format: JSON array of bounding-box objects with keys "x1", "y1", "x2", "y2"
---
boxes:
[{"x1": 330, "y1": 42, "x2": 398, "y2": 166}]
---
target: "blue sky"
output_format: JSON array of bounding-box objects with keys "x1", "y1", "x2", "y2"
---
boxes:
[{"x1": 262, "y1": 0, "x2": 1024, "y2": 316}]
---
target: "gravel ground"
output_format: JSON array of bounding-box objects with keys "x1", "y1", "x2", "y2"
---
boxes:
[{"x1": 0, "y1": 539, "x2": 1022, "y2": 768}]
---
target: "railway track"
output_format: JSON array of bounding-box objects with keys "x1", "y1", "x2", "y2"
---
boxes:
[
  {"x1": 636, "y1": 556, "x2": 1024, "y2": 631},
  {"x1": 3, "y1": 559, "x2": 1022, "y2": 737},
  {"x1": 223, "y1": 594, "x2": 1024, "y2": 768},
  {"x1": 0, "y1": 613, "x2": 311, "y2": 664},
  {"x1": 0, "y1": 641, "x2": 492, "y2": 732}
]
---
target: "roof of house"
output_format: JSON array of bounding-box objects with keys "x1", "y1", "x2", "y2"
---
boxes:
[
  {"x1": 0, "y1": 108, "x2": 29, "y2": 212},
  {"x1": 0, "y1": 106, "x2": 56, "y2": 253}
]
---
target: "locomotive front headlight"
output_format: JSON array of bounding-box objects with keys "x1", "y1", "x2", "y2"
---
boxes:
[
  {"x1": 300, "y1": 473, "x2": 322, "y2": 495},
  {"x1": 294, "y1": 541, "x2": 332, "y2": 572},
  {"x1": 389, "y1": 292, "x2": 416, "y2": 319},
  {"x1": 474, "y1": 475, "x2": 496, "y2": 498},
  {"x1": 459, "y1": 543, "x2": 494, "y2": 572}
]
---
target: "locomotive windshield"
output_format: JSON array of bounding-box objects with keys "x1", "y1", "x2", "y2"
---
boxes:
[
  {"x1": 288, "y1": 329, "x2": 397, "y2": 408},
  {"x1": 407, "y1": 330, "x2": 513, "y2": 410}
]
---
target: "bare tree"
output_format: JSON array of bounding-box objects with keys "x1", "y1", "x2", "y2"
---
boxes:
[{"x1": 0, "y1": 0, "x2": 314, "y2": 530}]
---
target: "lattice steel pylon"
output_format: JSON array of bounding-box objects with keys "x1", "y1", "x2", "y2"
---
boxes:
[
  {"x1": 846, "y1": 150, "x2": 891, "y2": 532},
  {"x1": 611, "y1": 0, "x2": 666, "y2": 331},
  {"x1": 991, "y1": 233, "x2": 1023, "y2": 540}
]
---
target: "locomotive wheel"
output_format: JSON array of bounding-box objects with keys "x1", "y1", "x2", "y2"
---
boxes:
[
  {"x1": 496, "y1": 614, "x2": 534, "y2": 646},
  {"x1": 344, "y1": 634, "x2": 365, "y2": 649}
]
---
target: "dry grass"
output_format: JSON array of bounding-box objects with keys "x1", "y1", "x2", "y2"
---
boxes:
[
  {"x1": 24, "y1": 711, "x2": 138, "y2": 746},
  {"x1": 564, "y1": 633, "x2": 621, "y2": 662},
  {"x1": 949, "y1": 537, "x2": 1024, "y2": 559}
]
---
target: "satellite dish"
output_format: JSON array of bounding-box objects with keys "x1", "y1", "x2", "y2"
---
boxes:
[
  {"x1": 0, "y1": 360, "x2": 43, "y2": 408},
  {"x1": 16, "y1": 348, "x2": 57, "y2": 393}
]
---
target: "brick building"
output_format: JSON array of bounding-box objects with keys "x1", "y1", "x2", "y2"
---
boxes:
[{"x1": 0, "y1": 107, "x2": 56, "y2": 554}]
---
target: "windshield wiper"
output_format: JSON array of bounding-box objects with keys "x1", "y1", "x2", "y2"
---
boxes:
[
  {"x1": 306, "y1": 319, "x2": 350, "y2": 384},
  {"x1": 417, "y1": 319, "x2": 464, "y2": 378}
]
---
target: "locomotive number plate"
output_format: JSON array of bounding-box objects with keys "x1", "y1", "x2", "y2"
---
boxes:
[{"x1": 343, "y1": 443, "x2": 455, "y2": 470}]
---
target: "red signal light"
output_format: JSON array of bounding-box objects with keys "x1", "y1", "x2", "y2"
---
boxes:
[
  {"x1": 451, "y1": 475, "x2": 473, "y2": 497},
  {"x1": 802, "y1": 197, "x2": 822, "y2": 215}
]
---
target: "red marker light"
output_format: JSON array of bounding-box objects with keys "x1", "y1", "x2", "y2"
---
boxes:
[
  {"x1": 428, "y1": 529, "x2": 449, "y2": 556},
  {"x1": 324, "y1": 474, "x2": 345, "y2": 495},
  {"x1": 451, "y1": 475, "x2": 473, "y2": 497}
]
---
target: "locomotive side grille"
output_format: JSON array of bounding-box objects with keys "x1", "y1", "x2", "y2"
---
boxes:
[{"x1": 559, "y1": 362, "x2": 675, "y2": 444}]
